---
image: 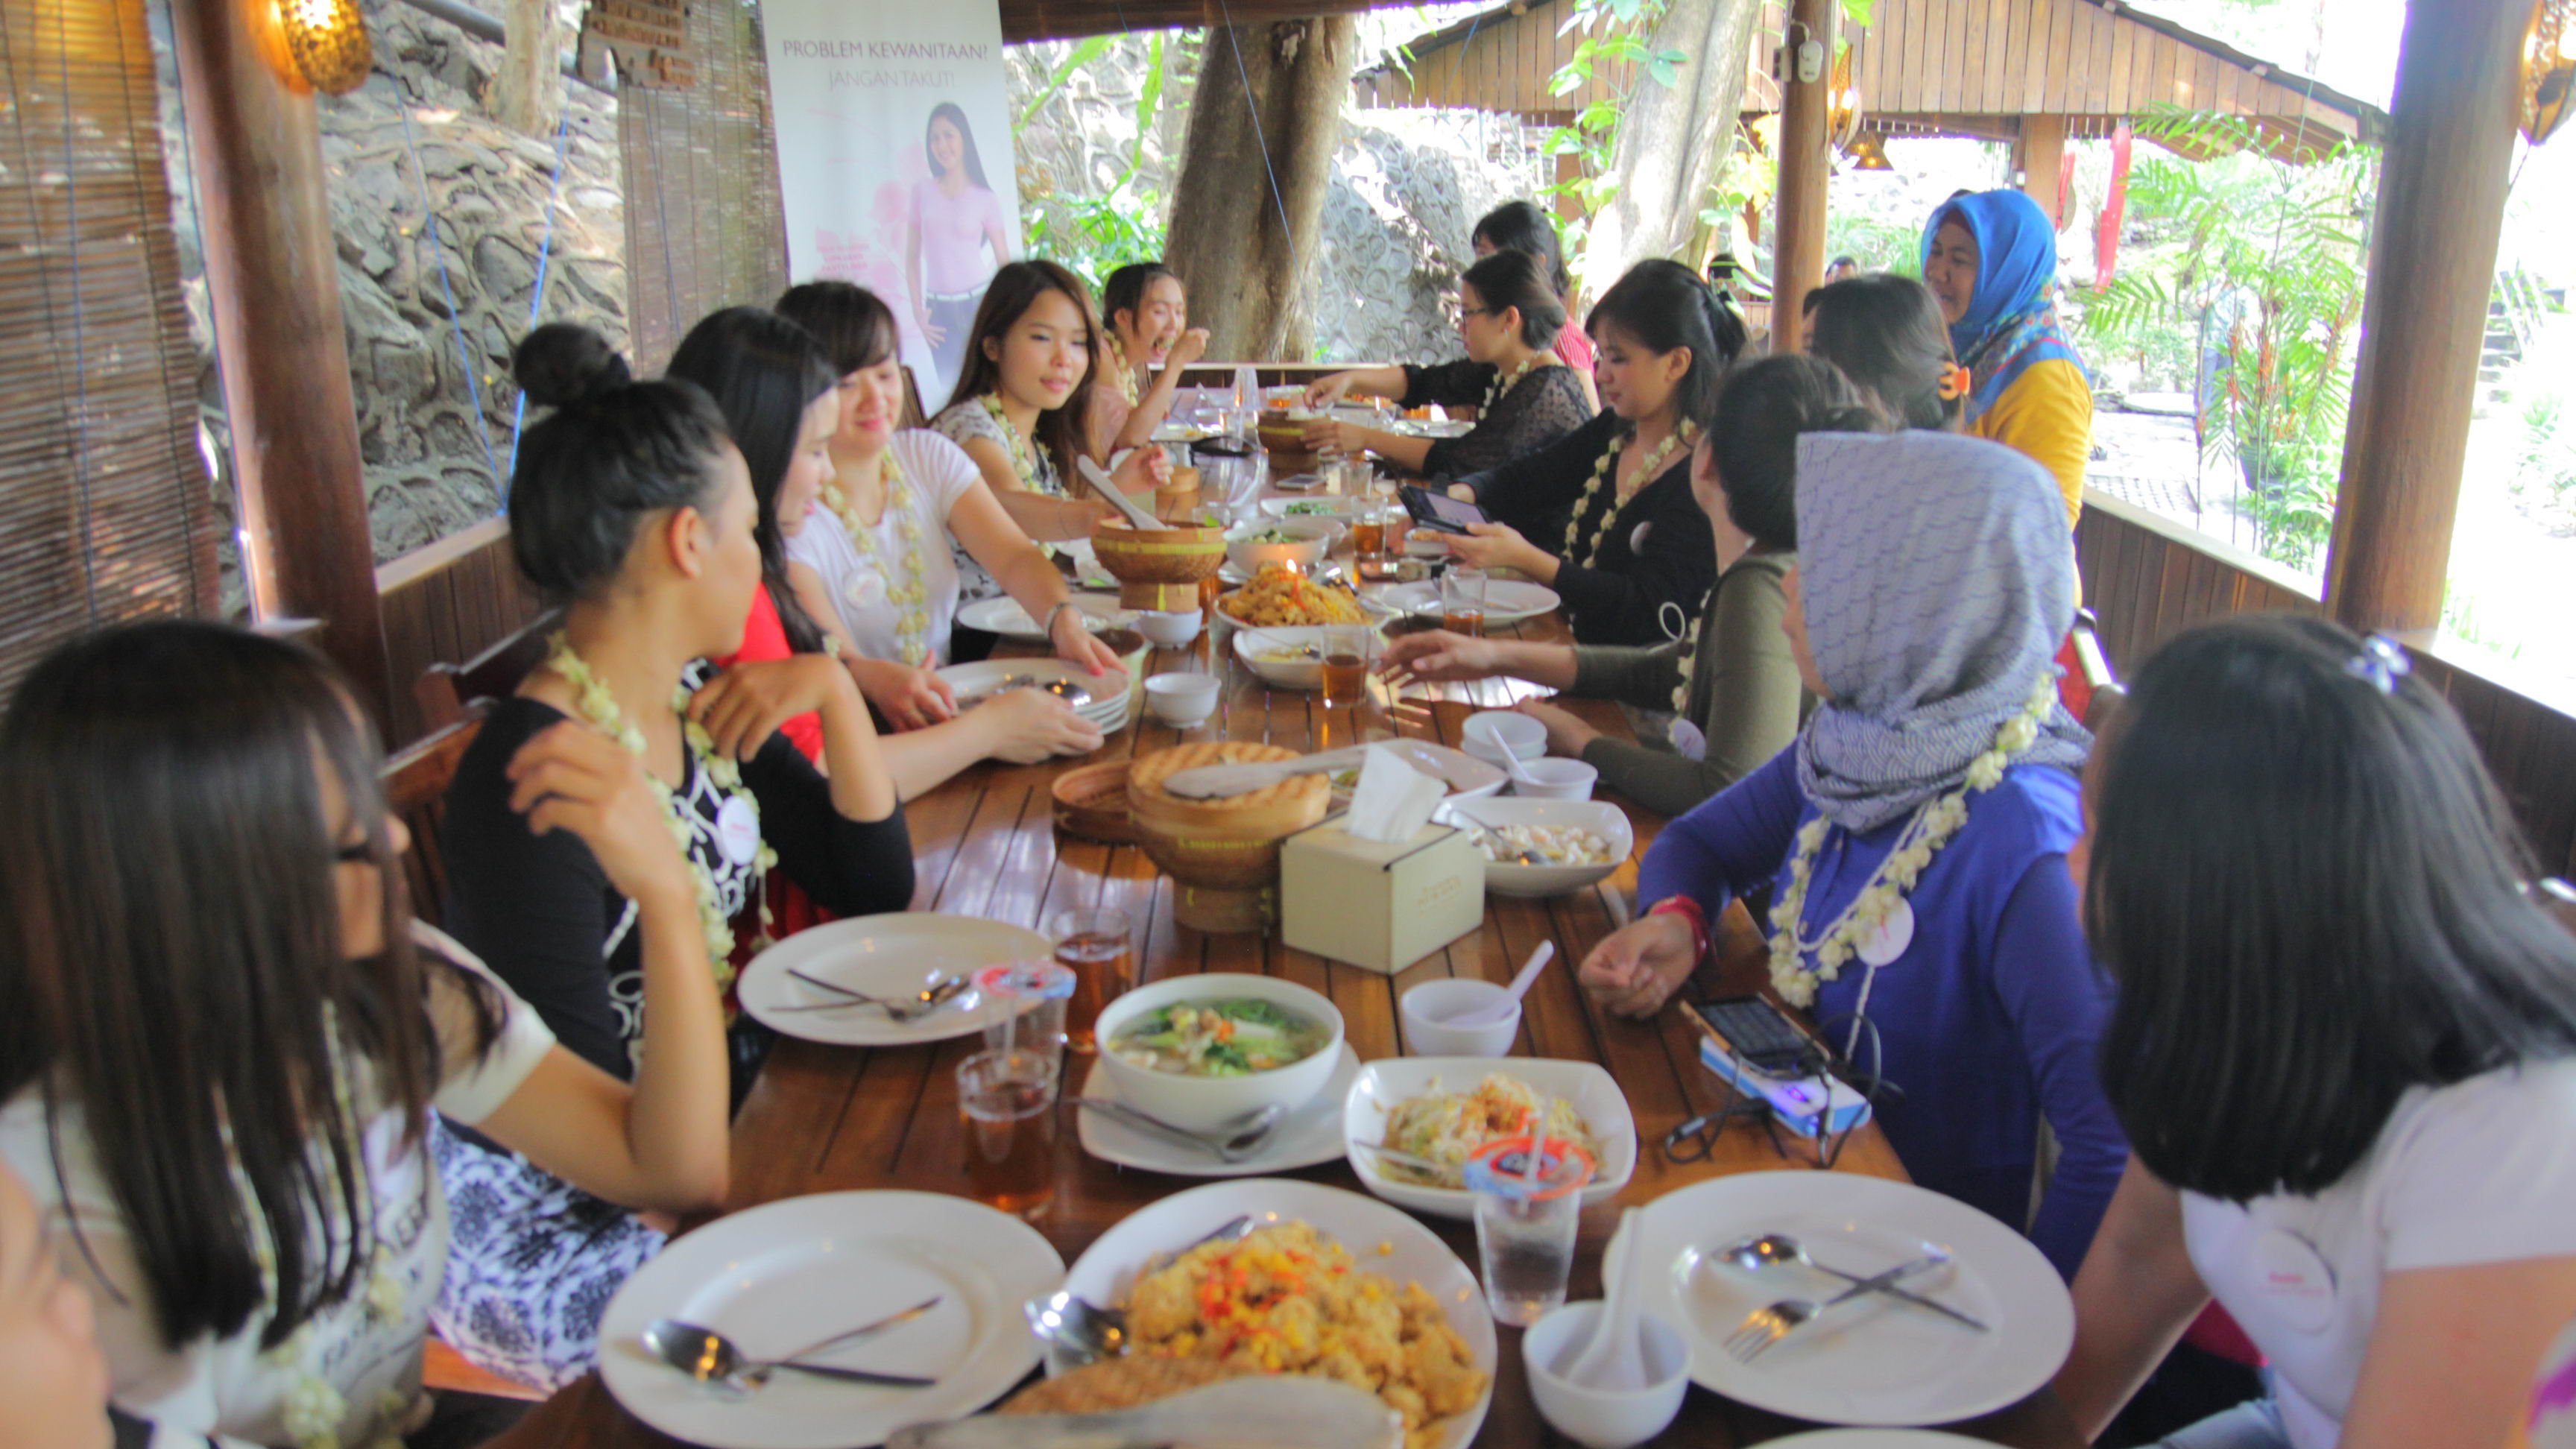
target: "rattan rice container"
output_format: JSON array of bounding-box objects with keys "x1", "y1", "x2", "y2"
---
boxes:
[
  {"x1": 1090, "y1": 520, "x2": 1226, "y2": 613},
  {"x1": 1128, "y1": 741, "x2": 1330, "y2": 932}
]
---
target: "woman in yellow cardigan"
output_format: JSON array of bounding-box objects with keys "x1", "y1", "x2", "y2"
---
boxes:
[{"x1": 1921, "y1": 189, "x2": 2092, "y2": 529}]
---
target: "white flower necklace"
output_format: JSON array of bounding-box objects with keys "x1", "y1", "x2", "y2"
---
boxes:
[
  {"x1": 823, "y1": 448, "x2": 933, "y2": 667},
  {"x1": 980, "y1": 393, "x2": 1061, "y2": 497},
  {"x1": 1104, "y1": 334, "x2": 1140, "y2": 406},
  {"x1": 1481, "y1": 353, "x2": 1540, "y2": 415},
  {"x1": 543, "y1": 634, "x2": 774, "y2": 985},
  {"x1": 1562, "y1": 420, "x2": 1696, "y2": 569},
  {"x1": 1670, "y1": 612, "x2": 1705, "y2": 713},
  {"x1": 1766, "y1": 674, "x2": 2059, "y2": 1008}
]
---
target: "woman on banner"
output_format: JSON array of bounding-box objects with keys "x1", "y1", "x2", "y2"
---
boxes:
[{"x1": 907, "y1": 101, "x2": 1014, "y2": 397}]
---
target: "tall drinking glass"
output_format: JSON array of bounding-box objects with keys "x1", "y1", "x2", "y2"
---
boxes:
[
  {"x1": 1048, "y1": 907, "x2": 1137, "y2": 1055},
  {"x1": 1465, "y1": 1132, "x2": 1595, "y2": 1326},
  {"x1": 1321, "y1": 624, "x2": 1377, "y2": 710},
  {"x1": 957, "y1": 1048, "x2": 1060, "y2": 1221}
]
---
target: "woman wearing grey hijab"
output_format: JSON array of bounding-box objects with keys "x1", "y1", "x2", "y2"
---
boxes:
[{"x1": 1582, "y1": 429, "x2": 2124, "y2": 1279}]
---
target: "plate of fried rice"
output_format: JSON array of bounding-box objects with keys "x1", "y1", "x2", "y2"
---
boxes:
[{"x1": 1048, "y1": 1179, "x2": 1494, "y2": 1449}]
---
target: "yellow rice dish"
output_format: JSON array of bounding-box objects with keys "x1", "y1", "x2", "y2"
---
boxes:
[
  {"x1": 1219, "y1": 564, "x2": 1368, "y2": 627},
  {"x1": 1125, "y1": 1222, "x2": 1487, "y2": 1448}
]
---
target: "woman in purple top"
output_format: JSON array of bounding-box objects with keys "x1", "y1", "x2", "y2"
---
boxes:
[
  {"x1": 1579, "y1": 428, "x2": 2124, "y2": 1279},
  {"x1": 909, "y1": 101, "x2": 1012, "y2": 393}
]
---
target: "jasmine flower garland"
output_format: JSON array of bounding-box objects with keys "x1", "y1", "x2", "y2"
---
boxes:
[
  {"x1": 1561, "y1": 421, "x2": 1696, "y2": 569},
  {"x1": 979, "y1": 393, "x2": 1060, "y2": 496},
  {"x1": 1765, "y1": 674, "x2": 2060, "y2": 1007},
  {"x1": 1480, "y1": 354, "x2": 1538, "y2": 416},
  {"x1": 823, "y1": 447, "x2": 932, "y2": 666}
]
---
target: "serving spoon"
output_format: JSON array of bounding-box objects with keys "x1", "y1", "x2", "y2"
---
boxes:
[
  {"x1": 643, "y1": 1318, "x2": 938, "y2": 1392},
  {"x1": 1024, "y1": 1216, "x2": 1260, "y2": 1367},
  {"x1": 1074, "y1": 1099, "x2": 1287, "y2": 1164}
]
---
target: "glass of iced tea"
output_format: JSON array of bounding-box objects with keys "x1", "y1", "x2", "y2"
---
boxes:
[
  {"x1": 1322, "y1": 623, "x2": 1377, "y2": 709},
  {"x1": 1349, "y1": 511, "x2": 1386, "y2": 558},
  {"x1": 1048, "y1": 906, "x2": 1137, "y2": 1054},
  {"x1": 956, "y1": 1047, "x2": 1059, "y2": 1220},
  {"x1": 1442, "y1": 566, "x2": 1488, "y2": 637}
]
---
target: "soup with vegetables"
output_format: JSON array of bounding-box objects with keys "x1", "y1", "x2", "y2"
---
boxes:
[{"x1": 1108, "y1": 1000, "x2": 1330, "y2": 1076}]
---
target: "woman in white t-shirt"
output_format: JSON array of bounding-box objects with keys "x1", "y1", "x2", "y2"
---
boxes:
[
  {"x1": 2053, "y1": 615, "x2": 2576, "y2": 1449},
  {"x1": 0, "y1": 622, "x2": 734, "y2": 1448}
]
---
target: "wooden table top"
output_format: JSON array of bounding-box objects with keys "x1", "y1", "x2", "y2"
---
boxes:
[{"x1": 498, "y1": 545, "x2": 2082, "y2": 1449}]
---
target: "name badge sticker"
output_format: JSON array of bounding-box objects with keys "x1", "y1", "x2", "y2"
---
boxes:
[
  {"x1": 716, "y1": 795, "x2": 762, "y2": 867},
  {"x1": 2249, "y1": 1227, "x2": 2337, "y2": 1333}
]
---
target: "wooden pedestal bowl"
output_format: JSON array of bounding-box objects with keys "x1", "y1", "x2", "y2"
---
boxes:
[
  {"x1": 1128, "y1": 741, "x2": 1330, "y2": 932},
  {"x1": 1090, "y1": 520, "x2": 1227, "y2": 613}
]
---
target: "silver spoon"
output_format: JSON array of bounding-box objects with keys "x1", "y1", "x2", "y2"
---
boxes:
[
  {"x1": 642, "y1": 1318, "x2": 939, "y2": 1391},
  {"x1": 1720, "y1": 1232, "x2": 1988, "y2": 1330},
  {"x1": 779, "y1": 970, "x2": 966, "y2": 1020},
  {"x1": 1074, "y1": 1099, "x2": 1287, "y2": 1164},
  {"x1": 1025, "y1": 1215, "x2": 1259, "y2": 1367}
]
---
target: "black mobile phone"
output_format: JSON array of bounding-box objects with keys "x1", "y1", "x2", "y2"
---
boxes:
[
  {"x1": 1400, "y1": 484, "x2": 1491, "y2": 535},
  {"x1": 1682, "y1": 994, "x2": 1826, "y2": 1075}
]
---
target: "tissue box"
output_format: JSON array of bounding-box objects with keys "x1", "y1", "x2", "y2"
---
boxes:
[{"x1": 1281, "y1": 816, "x2": 1485, "y2": 975}]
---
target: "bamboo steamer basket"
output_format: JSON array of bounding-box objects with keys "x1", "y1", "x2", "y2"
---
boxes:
[
  {"x1": 1090, "y1": 520, "x2": 1226, "y2": 613},
  {"x1": 1052, "y1": 761, "x2": 1137, "y2": 844},
  {"x1": 1128, "y1": 741, "x2": 1330, "y2": 933}
]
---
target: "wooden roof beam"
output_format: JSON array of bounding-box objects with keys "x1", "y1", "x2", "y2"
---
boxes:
[{"x1": 1001, "y1": 0, "x2": 1419, "y2": 43}]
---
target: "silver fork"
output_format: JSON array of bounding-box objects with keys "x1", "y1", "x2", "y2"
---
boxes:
[
  {"x1": 1723, "y1": 1250, "x2": 1951, "y2": 1363},
  {"x1": 777, "y1": 970, "x2": 962, "y2": 1021}
]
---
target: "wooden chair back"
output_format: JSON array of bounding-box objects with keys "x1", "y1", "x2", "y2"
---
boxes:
[
  {"x1": 900, "y1": 364, "x2": 929, "y2": 429},
  {"x1": 414, "y1": 607, "x2": 561, "y2": 734},
  {"x1": 382, "y1": 706, "x2": 486, "y2": 931}
]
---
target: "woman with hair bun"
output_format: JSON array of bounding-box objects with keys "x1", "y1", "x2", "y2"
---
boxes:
[
  {"x1": 429, "y1": 323, "x2": 913, "y2": 1389},
  {"x1": 1299, "y1": 249, "x2": 1593, "y2": 480},
  {"x1": 1473, "y1": 199, "x2": 1595, "y2": 390},
  {"x1": 1437, "y1": 259, "x2": 1747, "y2": 646}
]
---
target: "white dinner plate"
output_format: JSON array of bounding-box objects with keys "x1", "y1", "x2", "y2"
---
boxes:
[
  {"x1": 1367, "y1": 580, "x2": 1561, "y2": 625},
  {"x1": 1387, "y1": 417, "x2": 1476, "y2": 438},
  {"x1": 954, "y1": 593, "x2": 1131, "y2": 641},
  {"x1": 1052, "y1": 540, "x2": 1119, "y2": 590},
  {"x1": 1356, "y1": 739, "x2": 1506, "y2": 802},
  {"x1": 598, "y1": 1190, "x2": 1064, "y2": 1449},
  {"x1": 1049, "y1": 1178, "x2": 1496, "y2": 1449},
  {"x1": 738, "y1": 915, "x2": 1052, "y2": 1046},
  {"x1": 936, "y1": 659, "x2": 1129, "y2": 732},
  {"x1": 1342, "y1": 1056, "x2": 1637, "y2": 1221},
  {"x1": 1632, "y1": 1172, "x2": 2074, "y2": 1425},
  {"x1": 1764, "y1": 1433, "x2": 1992, "y2": 1448},
  {"x1": 1078, "y1": 1042, "x2": 1360, "y2": 1177}
]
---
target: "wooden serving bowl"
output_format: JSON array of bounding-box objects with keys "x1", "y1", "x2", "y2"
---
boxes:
[
  {"x1": 1090, "y1": 520, "x2": 1226, "y2": 613},
  {"x1": 1128, "y1": 741, "x2": 1330, "y2": 932}
]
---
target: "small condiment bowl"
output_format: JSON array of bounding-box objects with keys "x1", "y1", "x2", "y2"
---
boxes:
[
  {"x1": 1511, "y1": 758, "x2": 1599, "y2": 801},
  {"x1": 1144, "y1": 673, "x2": 1219, "y2": 728},
  {"x1": 1137, "y1": 609, "x2": 1205, "y2": 647},
  {"x1": 1521, "y1": 1301, "x2": 1690, "y2": 1449},
  {"x1": 1398, "y1": 978, "x2": 1521, "y2": 1057},
  {"x1": 1464, "y1": 710, "x2": 1546, "y2": 761}
]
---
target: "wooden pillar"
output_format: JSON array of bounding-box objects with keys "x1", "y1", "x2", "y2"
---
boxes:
[
  {"x1": 2325, "y1": 0, "x2": 2525, "y2": 634},
  {"x1": 169, "y1": 0, "x2": 391, "y2": 724},
  {"x1": 2018, "y1": 116, "x2": 2068, "y2": 224},
  {"x1": 1770, "y1": 0, "x2": 1836, "y2": 353}
]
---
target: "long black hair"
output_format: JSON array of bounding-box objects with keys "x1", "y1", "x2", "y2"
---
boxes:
[
  {"x1": 1705, "y1": 355, "x2": 1881, "y2": 550},
  {"x1": 1460, "y1": 248, "x2": 1565, "y2": 352},
  {"x1": 0, "y1": 622, "x2": 498, "y2": 1350},
  {"x1": 666, "y1": 306, "x2": 840, "y2": 655},
  {"x1": 2090, "y1": 614, "x2": 2576, "y2": 1202},
  {"x1": 1805, "y1": 274, "x2": 1962, "y2": 431},
  {"x1": 924, "y1": 101, "x2": 991, "y2": 190},
  {"x1": 777, "y1": 280, "x2": 901, "y2": 378},
  {"x1": 1100, "y1": 261, "x2": 1178, "y2": 340},
  {"x1": 508, "y1": 323, "x2": 734, "y2": 602},
  {"x1": 1585, "y1": 259, "x2": 1749, "y2": 433},
  {"x1": 1472, "y1": 200, "x2": 1573, "y2": 304},
  {"x1": 940, "y1": 259, "x2": 1102, "y2": 484}
]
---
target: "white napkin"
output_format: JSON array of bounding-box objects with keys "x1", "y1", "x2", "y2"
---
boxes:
[{"x1": 1344, "y1": 746, "x2": 1446, "y2": 844}]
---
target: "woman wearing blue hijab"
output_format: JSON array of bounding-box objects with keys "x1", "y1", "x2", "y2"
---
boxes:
[{"x1": 1922, "y1": 189, "x2": 2092, "y2": 528}]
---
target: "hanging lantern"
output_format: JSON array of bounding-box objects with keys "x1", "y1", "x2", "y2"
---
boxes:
[
  {"x1": 1825, "y1": 46, "x2": 1865, "y2": 152},
  {"x1": 2526, "y1": 0, "x2": 2576, "y2": 143},
  {"x1": 1849, "y1": 132, "x2": 1895, "y2": 171},
  {"x1": 277, "y1": 0, "x2": 373, "y2": 96}
]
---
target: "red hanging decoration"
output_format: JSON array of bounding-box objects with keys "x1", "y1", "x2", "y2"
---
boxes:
[{"x1": 2094, "y1": 121, "x2": 2134, "y2": 288}]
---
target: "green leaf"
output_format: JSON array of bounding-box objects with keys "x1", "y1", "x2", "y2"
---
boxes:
[
  {"x1": 1015, "y1": 35, "x2": 1112, "y2": 131},
  {"x1": 1648, "y1": 54, "x2": 1679, "y2": 87}
]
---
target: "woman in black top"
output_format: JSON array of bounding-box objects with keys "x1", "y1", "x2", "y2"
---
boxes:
[
  {"x1": 432, "y1": 323, "x2": 912, "y2": 1389},
  {"x1": 1442, "y1": 259, "x2": 1747, "y2": 645},
  {"x1": 1300, "y1": 249, "x2": 1592, "y2": 480}
]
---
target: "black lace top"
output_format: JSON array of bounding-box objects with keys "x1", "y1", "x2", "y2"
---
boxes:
[{"x1": 1400, "y1": 359, "x2": 1594, "y2": 481}]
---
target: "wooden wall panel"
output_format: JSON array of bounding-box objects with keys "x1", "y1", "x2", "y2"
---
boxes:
[{"x1": 376, "y1": 519, "x2": 546, "y2": 748}]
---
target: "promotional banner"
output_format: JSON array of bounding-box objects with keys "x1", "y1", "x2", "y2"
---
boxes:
[{"x1": 759, "y1": 1, "x2": 1024, "y2": 407}]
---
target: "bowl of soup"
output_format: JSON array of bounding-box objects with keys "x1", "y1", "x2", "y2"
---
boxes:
[{"x1": 1093, "y1": 973, "x2": 1345, "y2": 1132}]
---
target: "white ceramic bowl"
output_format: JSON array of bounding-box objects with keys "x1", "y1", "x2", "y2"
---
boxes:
[
  {"x1": 1463, "y1": 710, "x2": 1546, "y2": 761},
  {"x1": 1398, "y1": 979, "x2": 1521, "y2": 1057},
  {"x1": 1342, "y1": 1055, "x2": 1639, "y2": 1219},
  {"x1": 1441, "y1": 798, "x2": 1634, "y2": 897},
  {"x1": 1523, "y1": 1302, "x2": 1690, "y2": 1449},
  {"x1": 1143, "y1": 672, "x2": 1219, "y2": 727},
  {"x1": 1231, "y1": 624, "x2": 1341, "y2": 691},
  {"x1": 1512, "y1": 758, "x2": 1599, "y2": 801},
  {"x1": 1225, "y1": 519, "x2": 1337, "y2": 574},
  {"x1": 1136, "y1": 609, "x2": 1204, "y2": 647},
  {"x1": 1091, "y1": 973, "x2": 1346, "y2": 1133}
]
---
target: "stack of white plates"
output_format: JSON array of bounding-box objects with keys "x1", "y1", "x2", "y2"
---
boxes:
[
  {"x1": 935, "y1": 659, "x2": 1131, "y2": 734},
  {"x1": 954, "y1": 593, "x2": 1131, "y2": 641}
]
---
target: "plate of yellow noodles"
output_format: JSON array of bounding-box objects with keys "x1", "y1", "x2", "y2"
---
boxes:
[
  {"x1": 1218, "y1": 564, "x2": 1369, "y2": 628},
  {"x1": 1048, "y1": 1179, "x2": 1495, "y2": 1449}
]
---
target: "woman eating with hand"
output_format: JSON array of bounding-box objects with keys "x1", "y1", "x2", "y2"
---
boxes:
[
  {"x1": 1299, "y1": 249, "x2": 1592, "y2": 480},
  {"x1": 1090, "y1": 261, "x2": 1210, "y2": 455},
  {"x1": 1577, "y1": 429, "x2": 2123, "y2": 1279},
  {"x1": 1437, "y1": 259, "x2": 1744, "y2": 646},
  {"x1": 1380, "y1": 355, "x2": 1861, "y2": 816},
  {"x1": 2052, "y1": 616, "x2": 2576, "y2": 1449},
  {"x1": 1921, "y1": 189, "x2": 2092, "y2": 526},
  {"x1": 433, "y1": 323, "x2": 912, "y2": 1389},
  {"x1": 0, "y1": 620, "x2": 736, "y2": 1440}
]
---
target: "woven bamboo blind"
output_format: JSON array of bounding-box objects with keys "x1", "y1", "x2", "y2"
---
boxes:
[
  {"x1": 617, "y1": 0, "x2": 790, "y2": 372},
  {"x1": 0, "y1": 0, "x2": 218, "y2": 698}
]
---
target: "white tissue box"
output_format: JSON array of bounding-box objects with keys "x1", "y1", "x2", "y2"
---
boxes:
[{"x1": 1280, "y1": 817, "x2": 1485, "y2": 975}]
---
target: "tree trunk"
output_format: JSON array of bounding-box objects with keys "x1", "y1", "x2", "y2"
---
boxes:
[
  {"x1": 1164, "y1": 17, "x2": 1354, "y2": 361},
  {"x1": 493, "y1": 0, "x2": 566, "y2": 138},
  {"x1": 1577, "y1": 0, "x2": 1763, "y2": 293}
]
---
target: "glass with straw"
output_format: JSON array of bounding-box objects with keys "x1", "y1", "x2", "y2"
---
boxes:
[{"x1": 1464, "y1": 1105, "x2": 1596, "y2": 1326}]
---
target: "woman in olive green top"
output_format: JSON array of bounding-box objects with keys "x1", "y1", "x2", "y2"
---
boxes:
[{"x1": 1382, "y1": 356, "x2": 1882, "y2": 817}]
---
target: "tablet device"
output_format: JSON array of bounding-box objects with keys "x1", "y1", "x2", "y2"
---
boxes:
[{"x1": 1401, "y1": 485, "x2": 1491, "y2": 535}]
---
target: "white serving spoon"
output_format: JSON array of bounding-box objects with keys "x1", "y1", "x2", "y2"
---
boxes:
[
  {"x1": 1462, "y1": 713, "x2": 1544, "y2": 790},
  {"x1": 1077, "y1": 456, "x2": 1170, "y2": 531},
  {"x1": 1442, "y1": 941, "x2": 1554, "y2": 1029},
  {"x1": 1567, "y1": 1206, "x2": 1650, "y2": 1392}
]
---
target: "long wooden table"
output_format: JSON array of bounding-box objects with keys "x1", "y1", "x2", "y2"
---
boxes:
[{"x1": 505, "y1": 567, "x2": 2083, "y2": 1448}]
